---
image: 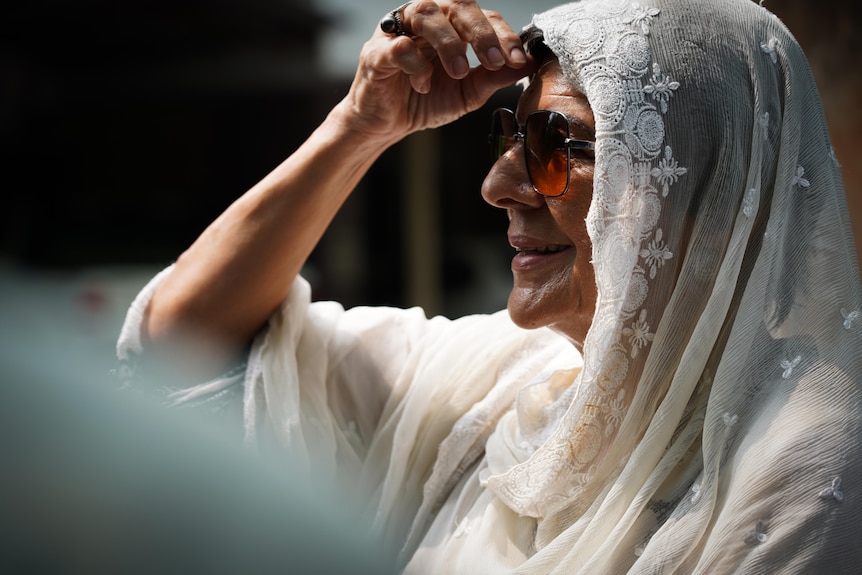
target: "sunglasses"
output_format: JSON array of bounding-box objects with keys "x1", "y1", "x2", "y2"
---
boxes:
[{"x1": 489, "y1": 108, "x2": 596, "y2": 197}]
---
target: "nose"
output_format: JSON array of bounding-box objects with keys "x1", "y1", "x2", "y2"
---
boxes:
[{"x1": 481, "y1": 144, "x2": 545, "y2": 210}]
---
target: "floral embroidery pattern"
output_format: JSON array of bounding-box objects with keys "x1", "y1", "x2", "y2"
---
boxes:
[
  {"x1": 643, "y1": 63, "x2": 680, "y2": 113},
  {"x1": 758, "y1": 112, "x2": 770, "y2": 141},
  {"x1": 792, "y1": 165, "x2": 810, "y2": 189},
  {"x1": 493, "y1": 2, "x2": 691, "y2": 517},
  {"x1": 760, "y1": 37, "x2": 779, "y2": 63},
  {"x1": 742, "y1": 187, "x2": 758, "y2": 217},
  {"x1": 640, "y1": 229, "x2": 673, "y2": 278},
  {"x1": 605, "y1": 389, "x2": 627, "y2": 435},
  {"x1": 841, "y1": 308, "x2": 859, "y2": 330},
  {"x1": 780, "y1": 355, "x2": 801, "y2": 379},
  {"x1": 453, "y1": 516, "x2": 474, "y2": 537},
  {"x1": 623, "y1": 309, "x2": 655, "y2": 357},
  {"x1": 624, "y1": 104, "x2": 666, "y2": 158},
  {"x1": 651, "y1": 146, "x2": 687, "y2": 196},
  {"x1": 819, "y1": 477, "x2": 844, "y2": 503},
  {"x1": 624, "y1": 3, "x2": 661, "y2": 35},
  {"x1": 690, "y1": 482, "x2": 702, "y2": 504},
  {"x1": 745, "y1": 520, "x2": 769, "y2": 545},
  {"x1": 596, "y1": 347, "x2": 630, "y2": 393},
  {"x1": 722, "y1": 412, "x2": 738, "y2": 429},
  {"x1": 634, "y1": 161, "x2": 652, "y2": 189}
]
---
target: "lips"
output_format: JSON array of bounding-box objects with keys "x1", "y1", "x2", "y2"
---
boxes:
[
  {"x1": 509, "y1": 233, "x2": 573, "y2": 254},
  {"x1": 509, "y1": 235, "x2": 574, "y2": 272}
]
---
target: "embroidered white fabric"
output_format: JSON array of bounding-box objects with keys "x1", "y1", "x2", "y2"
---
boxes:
[
  {"x1": 472, "y1": 0, "x2": 861, "y2": 572},
  {"x1": 117, "y1": 270, "x2": 582, "y2": 571},
  {"x1": 117, "y1": 0, "x2": 862, "y2": 572}
]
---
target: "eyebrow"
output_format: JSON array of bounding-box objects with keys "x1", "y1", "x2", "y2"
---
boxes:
[{"x1": 566, "y1": 114, "x2": 594, "y2": 139}]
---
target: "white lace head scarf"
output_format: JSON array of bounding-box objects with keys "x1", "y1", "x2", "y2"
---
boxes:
[{"x1": 482, "y1": 0, "x2": 862, "y2": 571}]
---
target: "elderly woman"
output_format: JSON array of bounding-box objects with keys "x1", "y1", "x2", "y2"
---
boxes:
[{"x1": 119, "y1": 0, "x2": 862, "y2": 572}]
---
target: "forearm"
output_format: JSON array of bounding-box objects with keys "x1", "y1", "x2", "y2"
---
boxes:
[
  {"x1": 144, "y1": 100, "x2": 395, "y2": 363},
  {"x1": 138, "y1": 2, "x2": 529, "y2": 376}
]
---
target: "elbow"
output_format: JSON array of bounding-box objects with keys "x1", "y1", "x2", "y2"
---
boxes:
[{"x1": 142, "y1": 287, "x2": 244, "y2": 382}]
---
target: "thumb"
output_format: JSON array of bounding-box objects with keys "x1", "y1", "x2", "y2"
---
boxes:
[{"x1": 465, "y1": 60, "x2": 538, "y2": 109}]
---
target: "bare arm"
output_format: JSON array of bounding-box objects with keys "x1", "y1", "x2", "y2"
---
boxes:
[{"x1": 143, "y1": 2, "x2": 533, "y2": 377}]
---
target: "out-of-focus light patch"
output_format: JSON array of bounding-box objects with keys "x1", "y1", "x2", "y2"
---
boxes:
[
  {"x1": 313, "y1": 0, "x2": 563, "y2": 78},
  {"x1": 0, "y1": 264, "x2": 391, "y2": 573},
  {"x1": 0, "y1": 264, "x2": 158, "y2": 390}
]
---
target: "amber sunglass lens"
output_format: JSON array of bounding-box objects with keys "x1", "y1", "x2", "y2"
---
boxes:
[{"x1": 526, "y1": 111, "x2": 569, "y2": 197}]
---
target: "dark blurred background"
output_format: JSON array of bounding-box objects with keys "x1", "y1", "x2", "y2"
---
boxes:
[
  {"x1": 3, "y1": 0, "x2": 859, "y2": 322},
  {"x1": 0, "y1": 0, "x2": 858, "y2": 571},
  {"x1": 0, "y1": 0, "x2": 859, "y2": 384},
  {"x1": 1, "y1": 0, "x2": 536, "y2": 324}
]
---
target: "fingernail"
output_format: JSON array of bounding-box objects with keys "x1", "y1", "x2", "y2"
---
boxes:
[
  {"x1": 452, "y1": 56, "x2": 469, "y2": 78},
  {"x1": 510, "y1": 47, "x2": 527, "y2": 65},
  {"x1": 420, "y1": 80, "x2": 431, "y2": 94},
  {"x1": 486, "y1": 47, "x2": 505, "y2": 67}
]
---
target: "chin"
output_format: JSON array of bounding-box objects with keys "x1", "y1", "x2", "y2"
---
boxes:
[{"x1": 506, "y1": 290, "x2": 590, "y2": 353}]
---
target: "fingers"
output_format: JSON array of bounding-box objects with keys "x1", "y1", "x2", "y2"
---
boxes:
[
  {"x1": 362, "y1": 0, "x2": 529, "y2": 99},
  {"x1": 364, "y1": 34, "x2": 435, "y2": 94},
  {"x1": 481, "y1": 9, "x2": 528, "y2": 67},
  {"x1": 405, "y1": 1, "x2": 470, "y2": 79},
  {"x1": 392, "y1": 38, "x2": 436, "y2": 93},
  {"x1": 398, "y1": 0, "x2": 527, "y2": 79},
  {"x1": 461, "y1": 55, "x2": 537, "y2": 109},
  {"x1": 444, "y1": 4, "x2": 526, "y2": 70}
]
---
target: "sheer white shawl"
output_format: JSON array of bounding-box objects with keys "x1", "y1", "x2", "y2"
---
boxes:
[
  {"x1": 118, "y1": 0, "x2": 861, "y2": 572},
  {"x1": 474, "y1": 0, "x2": 862, "y2": 572}
]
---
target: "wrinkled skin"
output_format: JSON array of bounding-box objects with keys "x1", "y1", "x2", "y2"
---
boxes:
[{"x1": 482, "y1": 59, "x2": 597, "y2": 351}]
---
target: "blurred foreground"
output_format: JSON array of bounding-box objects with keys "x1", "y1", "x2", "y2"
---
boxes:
[{"x1": 0, "y1": 264, "x2": 390, "y2": 574}]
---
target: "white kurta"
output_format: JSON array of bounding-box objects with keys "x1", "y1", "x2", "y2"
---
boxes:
[
  {"x1": 116, "y1": 2, "x2": 862, "y2": 570},
  {"x1": 117, "y1": 268, "x2": 583, "y2": 572}
]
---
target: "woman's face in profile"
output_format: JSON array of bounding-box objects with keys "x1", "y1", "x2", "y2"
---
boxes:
[{"x1": 482, "y1": 58, "x2": 597, "y2": 350}]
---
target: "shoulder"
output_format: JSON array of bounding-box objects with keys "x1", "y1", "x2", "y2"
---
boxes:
[{"x1": 717, "y1": 359, "x2": 862, "y2": 572}]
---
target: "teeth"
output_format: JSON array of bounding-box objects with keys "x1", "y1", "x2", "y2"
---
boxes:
[{"x1": 519, "y1": 245, "x2": 567, "y2": 254}]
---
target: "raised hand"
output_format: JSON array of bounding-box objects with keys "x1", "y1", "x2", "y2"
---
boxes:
[
  {"x1": 141, "y1": 1, "x2": 535, "y2": 377},
  {"x1": 343, "y1": 0, "x2": 533, "y2": 144}
]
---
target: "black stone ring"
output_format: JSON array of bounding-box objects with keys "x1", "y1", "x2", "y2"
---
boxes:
[{"x1": 380, "y1": 2, "x2": 412, "y2": 37}]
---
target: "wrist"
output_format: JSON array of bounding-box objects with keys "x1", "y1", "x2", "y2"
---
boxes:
[{"x1": 326, "y1": 98, "x2": 406, "y2": 152}]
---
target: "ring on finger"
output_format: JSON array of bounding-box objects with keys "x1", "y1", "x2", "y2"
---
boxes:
[{"x1": 379, "y1": 2, "x2": 413, "y2": 37}]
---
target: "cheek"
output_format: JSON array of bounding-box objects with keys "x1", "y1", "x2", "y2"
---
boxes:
[
  {"x1": 570, "y1": 227, "x2": 595, "y2": 308},
  {"x1": 550, "y1": 173, "x2": 593, "y2": 249},
  {"x1": 573, "y1": 248, "x2": 597, "y2": 309},
  {"x1": 550, "y1": 170, "x2": 595, "y2": 300},
  {"x1": 570, "y1": 167, "x2": 594, "y2": 247},
  {"x1": 570, "y1": 163, "x2": 595, "y2": 201}
]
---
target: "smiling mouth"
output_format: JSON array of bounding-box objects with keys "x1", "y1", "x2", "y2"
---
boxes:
[{"x1": 515, "y1": 245, "x2": 572, "y2": 255}]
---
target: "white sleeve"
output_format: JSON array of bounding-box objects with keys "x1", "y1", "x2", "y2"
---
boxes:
[
  {"x1": 248, "y1": 275, "x2": 581, "y2": 547},
  {"x1": 114, "y1": 266, "x2": 505, "y2": 476},
  {"x1": 115, "y1": 265, "x2": 579, "y2": 537},
  {"x1": 243, "y1": 273, "x2": 443, "y2": 477},
  {"x1": 114, "y1": 265, "x2": 427, "y2": 441},
  {"x1": 116, "y1": 265, "x2": 175, "y2": 362}
]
